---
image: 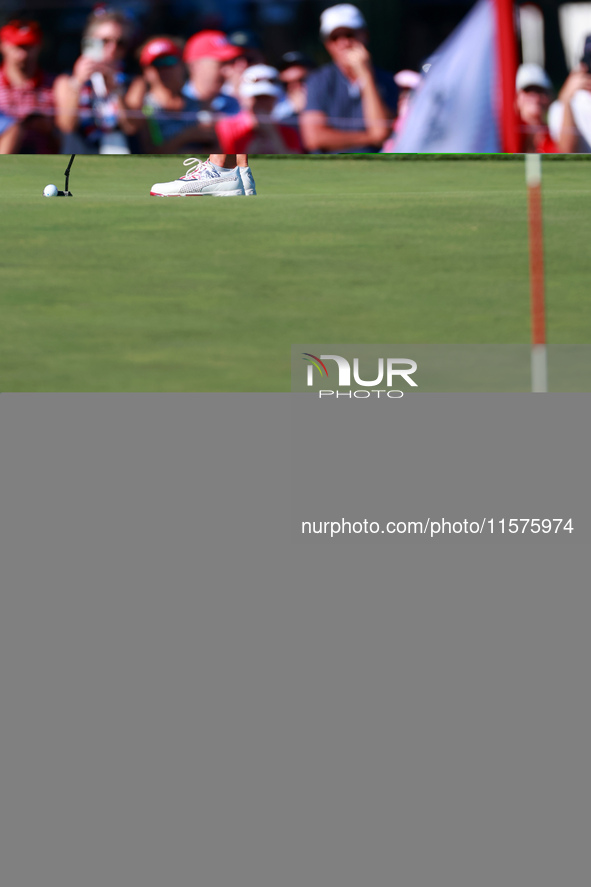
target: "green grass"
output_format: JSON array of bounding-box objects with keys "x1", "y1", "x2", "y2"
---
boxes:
[{"x1": 0, "y1": 155, "x2": 590, "y2": 391}]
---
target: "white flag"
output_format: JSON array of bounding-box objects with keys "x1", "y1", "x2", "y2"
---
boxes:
[{"x1": 394, "y1": 0, "x2": 501, "y2": 152}]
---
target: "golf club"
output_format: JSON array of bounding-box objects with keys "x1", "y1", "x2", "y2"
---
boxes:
[{"x1": 58, "y1": 154, "x2": 76, "y2": 196}]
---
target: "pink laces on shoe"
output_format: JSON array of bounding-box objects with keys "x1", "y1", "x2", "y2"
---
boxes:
[{"x1": 179, "y1": 158, "x2": 212, "y2": 180}]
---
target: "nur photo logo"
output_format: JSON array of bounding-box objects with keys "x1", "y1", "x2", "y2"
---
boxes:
[{"x1": 300, "y1": 351, "x2": 418, "y2": 398}]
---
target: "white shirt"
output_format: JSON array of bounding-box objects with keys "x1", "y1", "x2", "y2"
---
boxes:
[{"x1": 548, "y1": 90, "x2": 591, "y2": 152}]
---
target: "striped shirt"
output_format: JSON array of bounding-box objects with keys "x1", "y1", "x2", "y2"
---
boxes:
[{"x1": 0, "y1": 67, "x2": 55, "y2": 120}]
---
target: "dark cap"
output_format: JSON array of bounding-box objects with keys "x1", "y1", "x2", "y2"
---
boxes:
[
  {"x1": 228, "y1": 30, "x2": 262, "y2": 51},
  {"x1": 279, "y1": 50, "x2": 315, "y2": 71}
]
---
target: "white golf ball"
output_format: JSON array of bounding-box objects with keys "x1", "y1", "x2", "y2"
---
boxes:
[{"x1": 43, "y1": 184, "x2": 58, "y2": 197}]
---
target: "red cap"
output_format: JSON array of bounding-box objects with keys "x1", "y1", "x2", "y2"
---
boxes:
[
  {"x1": 0, "y1": 20, "x2": 43, "y2": 47},
  {"x1": 139, "y1": 37, "x2": 182, "y2": 68},
  {"x1": 183, "y1": 30, "x2": 242, "y2": 63}
]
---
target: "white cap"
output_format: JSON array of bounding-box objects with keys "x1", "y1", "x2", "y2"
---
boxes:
[
  {"x1": 240, "y1": 80, "x2": 282, "y2": 99},
  {"x1": 320, "y1": 4, "x2": 366, "y2": 39},
  {"x1": 241, "y1": 64, "x2": 280, "y2": 84},
  {"x1": 516, "y1": 63, "x2": 551, "y2": 91},
  {"x1": 394, "y1": 69, "x2": 421, "y2": 90}
]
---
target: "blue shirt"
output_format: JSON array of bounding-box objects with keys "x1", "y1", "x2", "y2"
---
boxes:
[
  {"x1": 0, "y1": 111, "x2": 16, "y2": 136},
  {"x1": 143, "y1": 94, "x2": 202, "y2": 145},
  {"x1": 181, "y1": 81, "x2": 240, "y2": 116},
  {"x1": 305, "y1": 62, "x2": 397, "y2": 152}
]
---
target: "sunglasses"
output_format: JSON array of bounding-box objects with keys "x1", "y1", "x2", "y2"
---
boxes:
[
  {"x1": 327, "y1": 30, "x2": 358, "y2": 42},
  {"x1": 521, "y1": 86, "x2": 549, "y2": 95},
  {"x1": 152, "y1": 55, "x2": 181, "y2": 69},
  {"x1": 99, "y1": 37, "x2": 127, "y2": 48}
]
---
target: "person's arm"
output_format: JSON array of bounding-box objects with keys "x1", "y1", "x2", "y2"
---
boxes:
[
  {"x1": 348, "y1": 43, "x2": 392, "y2": 146},
  {"x1": 53, "y1": 55, "x2": 101, "y2": 133},
  {"x1": 54, "y1": 74, "x2": 83, "y2": 134},
  {"x1": 122, "y1": 76, "x2": 148, "y2": 135},
  {"x1": 300, "y1": 110, "x2": 387, "y2": 151},
  {"x1": 125, "y1": 76, "x2": 147, "y2": 110},
  {"x1": 300, "y1": 52, "x2": 392, "y2": 152},
  {"x1": 54, "y1": 59, "x2": 137, "y2": 136}
]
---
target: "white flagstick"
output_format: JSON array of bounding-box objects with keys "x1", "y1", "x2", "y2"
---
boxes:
[{"x1": 525, "y1": 154, "x2": 548, "y2": 392}]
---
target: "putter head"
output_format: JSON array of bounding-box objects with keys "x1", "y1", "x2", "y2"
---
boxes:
[{"x1": 57, "y1": 190, "x2": 73, "y2": 197}]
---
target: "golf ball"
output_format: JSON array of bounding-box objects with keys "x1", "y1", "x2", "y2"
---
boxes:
[{"x1": 43, "y1": 184, "x2": 58, "y2": 197}]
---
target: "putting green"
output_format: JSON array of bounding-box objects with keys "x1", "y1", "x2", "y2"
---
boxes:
[{"x1": 0, "y1": 155, "x2": 589, "y2": 391}]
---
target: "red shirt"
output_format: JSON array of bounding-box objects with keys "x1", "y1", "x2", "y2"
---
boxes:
[
  {"x1": 0, "y1": 67, "x2": 55, "y2": 120},
  {"x1": 216, "y1": 110, "x2": 301, "y2": 154},
  {"x1": 535, "y1": 132, "x2": 558, "y2": 153},
  {"x1": 518, "y1": 122, "x2": 557, "y2": 154}
]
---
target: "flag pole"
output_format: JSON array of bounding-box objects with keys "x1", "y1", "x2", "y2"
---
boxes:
[
  {"x1": 494, "y1": 0, "x2": 520, "y2": 152},
  {"x1": 526, "y1": 154, "x2": 547, "y2": 392}
]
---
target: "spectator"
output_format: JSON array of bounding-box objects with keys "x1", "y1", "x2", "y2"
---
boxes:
[
  {"x1": 548, "y1": 39, "x2": 591, "y2": 153},
  {"x1": 382, "y1": 69, "x2": 421, "y2": 151},
  {"x1": 126, "y1": 36, "x2": 216, "y2": 153},
  {"x1": 182, "y1": 30, "x2": 242, "y2": 118},
  {"x1": 0, "y1": 20, "x2": 57, "y2": 153},
  {"x1": 54, "y1": 9, "x2": 135, "y2": 153},
  {"x1": 514, "y1": 64, "x2": 557, "y2": 153},
  {"x1": 273, "y1": 50, "x2": 315, "y2": 127},
  {"x1": 216, "y1": 64, "x2": 301, "y2": 153},
  {"x1": 228, "y1": 30, "x2": 265, "y2": 66},
  {"x1": 300, "y1": 4, "x2": 396, "y2": 153},
  {"x1": 221, "y1": 30, "x2": 265, "y2": 100},
  {"x1": 238, "y1": 62, "x2": 282, "y2": 104}
]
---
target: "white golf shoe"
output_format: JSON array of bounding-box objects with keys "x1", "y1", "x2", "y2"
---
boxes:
[
  {"x1": 150, "y1": 158, "x2": 245, "y2": 197},
  {"x1": 239, "y1": 166, "x2": 257, "y2": 196}
]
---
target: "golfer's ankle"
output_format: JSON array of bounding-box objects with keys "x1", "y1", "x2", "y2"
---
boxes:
[{"x1": 209, "y1": 155, "x2": 233, "y2": 169}]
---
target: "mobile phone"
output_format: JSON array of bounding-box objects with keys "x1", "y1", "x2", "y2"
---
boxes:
[
  {"x1": 82, "y1": 37, "x2": 108, "y2": 97},
  {"x1": 82, "y1": 37, "x2": 104, "y2": 62}
]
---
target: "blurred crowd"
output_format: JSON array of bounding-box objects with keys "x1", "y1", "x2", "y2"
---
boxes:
[
  {"x1": 2, "y1": 2, "x2": 591, "y2": 154},
  {"x1": 0, "y1": 4, "x2": 398, "y2": 154},
  {"x1": 515, "y1": 35, "x2": 591, "y2": 153}
]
